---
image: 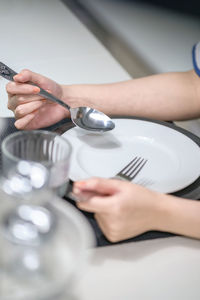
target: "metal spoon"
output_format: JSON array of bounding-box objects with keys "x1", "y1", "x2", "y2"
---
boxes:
[{"x1": 0, "y1": 62, "x2": 115, "y2": 132}]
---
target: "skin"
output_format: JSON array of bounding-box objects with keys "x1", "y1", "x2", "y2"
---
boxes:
[
  {"x1": 6, "y1": 69, "x2": 200, "y2": 130},
  {"x1": 7, "y1": 70, "x2": 68, "y2": 129},
  {"x1": 6, "y1": 68, "x2": 200, "y2": 242},
  {"x1": 73, "y1": 178, "x2": 200, "y2": 242}
]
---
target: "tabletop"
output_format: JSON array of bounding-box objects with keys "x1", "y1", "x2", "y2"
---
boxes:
[{"x1": 0, "y1": 1, "x2": 200, "y2": 299}]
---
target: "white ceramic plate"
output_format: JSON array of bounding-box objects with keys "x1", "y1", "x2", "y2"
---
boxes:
[{"x1": 62, "y1": 118, "x2": 200, "y2": 193}]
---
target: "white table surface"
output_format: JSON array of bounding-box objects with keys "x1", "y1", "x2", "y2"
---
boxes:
[
  {"x1": 0, "y1": 1, "x2": 200, "y2": 299},
  {"x1": 0, "y1": 0, "x2": 129, "y2": 117}
]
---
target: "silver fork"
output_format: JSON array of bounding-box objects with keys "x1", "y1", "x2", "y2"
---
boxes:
[
  {"x1": 66, "y1": 156, "x2": 148, "y2": 201},
  {"x1": 113, "y1": 156, "x2": 148, "y2": 181}
]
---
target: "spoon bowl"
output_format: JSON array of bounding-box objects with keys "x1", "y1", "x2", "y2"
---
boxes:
[
  {"x1": 70, "y1": 107, "x2": 115, "y2": 132},
  {"x1": 0, "y1": 62, "x2": 115, "y2": 132}
]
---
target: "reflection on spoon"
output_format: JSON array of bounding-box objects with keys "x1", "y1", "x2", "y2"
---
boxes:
[{"x1": 71, "y1": 107, "x2": 115, "y2": 132}]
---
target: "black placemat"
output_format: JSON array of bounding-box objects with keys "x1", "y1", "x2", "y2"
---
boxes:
[
  {"x1": 0, "y1": 118, "x2": 18, "y2": 172},
  {"x1": 63, "y1": 192, "x2": 174, "y2": 247}
]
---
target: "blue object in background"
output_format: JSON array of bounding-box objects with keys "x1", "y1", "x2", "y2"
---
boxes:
[{"x1": 193, "y1": 42, "x2": 200, "y2": 77}]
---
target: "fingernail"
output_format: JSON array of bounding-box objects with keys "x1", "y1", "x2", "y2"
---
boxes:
[
  {"x1": 33, "y1": 87, "x2": 40, "y2": 93},
  {"x1": 14, "y1": 120, "x2": 21, "y2": 129},
  {"x1": 76, "y1": 181, "x2": 87, "y2": 187},
  {"x1": 74, "y1": 181, "x2": 88, "y2": 190},
  {"x1": 14, "y1": 74, "x2": 22, "y2": 81}
]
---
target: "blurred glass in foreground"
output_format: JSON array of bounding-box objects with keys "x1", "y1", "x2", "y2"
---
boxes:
[{"x1": 0, "y1": 161, "x2": 95, "y2": 300}]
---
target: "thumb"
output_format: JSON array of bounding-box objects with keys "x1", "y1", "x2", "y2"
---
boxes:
[
  {"x1": 75, "y1": 178, "x2": 123, "y2": 213},
  {"x1": 74, "y1": 177, "x2": 121, "y2": 195}
]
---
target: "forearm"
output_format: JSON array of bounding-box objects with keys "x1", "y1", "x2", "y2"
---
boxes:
[
  {"x1": 61, "y1": 70, "x2": 200, "y2": 120},
  {"x1": 155, "y1": 193, "x2": 200, "y2": 239}
]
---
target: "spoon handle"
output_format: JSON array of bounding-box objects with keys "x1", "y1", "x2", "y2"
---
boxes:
[
  {"x1": 0, "y1": 61, "x2": 17, "y2": 80},
  {"x1": 38, "y1": 87, "x2": 71, "y2": 111},
  {"x1": 0, "y1": 61, "x2": 71, "y2": 111}
]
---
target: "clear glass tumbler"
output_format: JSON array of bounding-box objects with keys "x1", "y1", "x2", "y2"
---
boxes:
[
  {"x1": 0, "y1": 161, "x2": 95, "y2": 300},
  {"x1": 1, "y1": 130, "x2": 72, "y2": 196}
]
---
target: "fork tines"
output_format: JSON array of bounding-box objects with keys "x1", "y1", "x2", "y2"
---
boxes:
[{"x1": 116, "y1": 157, "x2": 148, "y2": 181}]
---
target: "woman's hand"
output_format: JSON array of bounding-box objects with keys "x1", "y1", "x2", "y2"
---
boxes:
[
  {"x1": 6, "y1": 69, "x2": 69, "y2": 129},
  {"x1": 73, "y1": 177, "x2": 162, "y2": 242}
]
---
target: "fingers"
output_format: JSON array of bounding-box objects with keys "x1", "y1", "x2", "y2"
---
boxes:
[
  {"x1": 6, "y1": 68, "x2": 50, "y2": 97},
  {"x1": 7, "y1": 92, "x2": 45, "y2": 130},
  {"x1": 13, "y1": 100, "x2": 47, "y2": 129},
  {"x1": 14, "y1": 113, "x2": 36, "y2": 129},
  {"x1": 8, "y1": 94, "x2": 45, "y2": 111},
  {"x1": 76, "y1": 194, "x2": 113, "y2": 213},
  {"x1": 5, "y1": 68, "x2": 64, "y2": 130},
  {"x1": 13, "y1": 69, "x2": 46, "y2": 87},
  {"x1": 6, "y1": 69, "x2": 55, "y2": 114},
  {"x1": 14, "y1": 100, "x2": 45, "y2": 119},
  {"x1": 74, "y1": 178, "x2": 123, "y2": 213},
  {"x1": 6, "y1": 81, "x2": 40, "y2": 95},
  {"x1": 73, "y1": 190, "x2": 98, "y2": 202},
  {"x1": 74, "y1": 177, "x2": 121, "y2": 195}
]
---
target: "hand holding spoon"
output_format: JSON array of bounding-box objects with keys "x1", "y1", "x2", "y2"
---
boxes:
[{"x1": 0, "y1": 62, "x2": 115, "y2": 132}]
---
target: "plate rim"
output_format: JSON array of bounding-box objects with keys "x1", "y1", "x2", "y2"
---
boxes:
[{"x1": 62, "y1": 116, "x2": 200, "y2": 199}]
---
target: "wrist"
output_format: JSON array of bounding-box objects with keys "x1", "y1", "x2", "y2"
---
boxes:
[
  {"x1": 152, "y1": 193, "x2": 200, "y2": 239},
  {"x1": 135, "y1": 189, "x2": 169, "y2": 233},
  {"x1": 148, "y1": 192, "x2": 179, "y2": 233},
  {"x1": 151, "y1": 192, "x2": 186, "y2": 234},
  {"x1": 151, "y1": 193, "x2": 173, "y2": 232},
  {"x1": 143, "y1": 191, "x2": 166, "y2": 232},
  {"x1": 61, "y1": 84, "x2": 95, "y2": 108}
]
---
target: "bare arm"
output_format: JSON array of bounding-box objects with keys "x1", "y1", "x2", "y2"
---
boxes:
[
  {"x1": 63, "y1": 70, "x2": 200, "y2": 121},
  {"x1": 158, "y1": 193, "x2": 200, "y2": 239},
  {"x1": 7, "y1": 69, "x2": 200, "y2": 129}
]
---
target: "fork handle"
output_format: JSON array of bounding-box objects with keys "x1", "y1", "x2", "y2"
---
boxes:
[{"x1": 112, "y1": 176, "x2": 127, "y2": 181}]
